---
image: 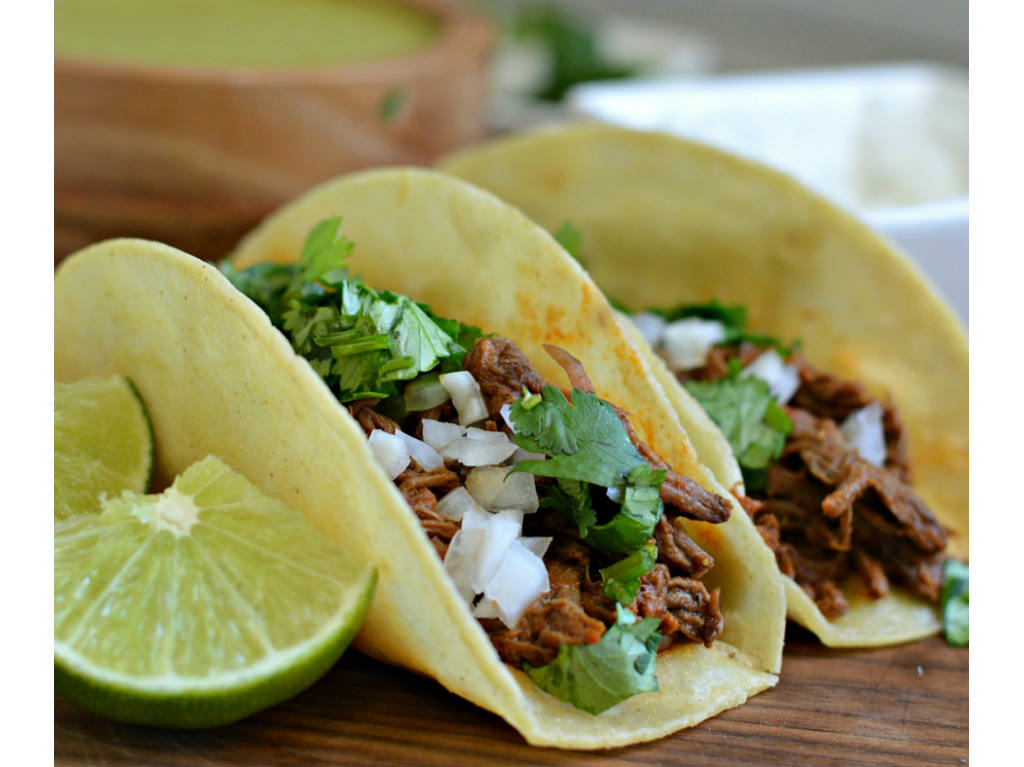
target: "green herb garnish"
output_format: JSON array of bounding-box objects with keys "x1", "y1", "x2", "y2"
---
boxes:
[
  {"x1": 524, "y1": 604, "x2": 661, "y2": 714},
  {"x1": 221, "y1": 218, "x2": 479, "y2": 402},
  {"x1": 601, "y1": 544, "x2": 658, "y2": 604},
  {"x1": 512, "y1": 3, "x2": 639, "y2": 102},
  {"x1": 509, "y1": 386, "x2": 665, "y2": 553},
  {"x1": 378, "y1": 87, "x2": 406, "y2": 121},
  {"x1": 684, "y1": 363, "x2": 793, "y2": 492},
  {"x1": 941, "y1": 560, "x2": 968, "y2": 647},
  {"x1": 554, "y1": 220, "x2": 584, "y2": 264}
]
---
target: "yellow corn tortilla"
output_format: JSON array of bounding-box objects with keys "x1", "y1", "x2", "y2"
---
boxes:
[
  {"x1": 441, "y1": 124, "x2": 968, "y2": 647},
  {"x1": 54, "y1": 168, "x2": 785, "y2": 748}
]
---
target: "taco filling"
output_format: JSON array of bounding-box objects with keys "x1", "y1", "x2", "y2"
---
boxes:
[
  {"x1": 222, "y1": 219, "x2": 731, "y2": 714},
  {"x1": 629, "y1": 302, "x2": 949, "y2": 620}
]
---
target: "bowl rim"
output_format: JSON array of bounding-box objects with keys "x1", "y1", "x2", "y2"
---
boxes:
[{"x1": 53, "y1": 0, "x2": 493, "y2": 87}]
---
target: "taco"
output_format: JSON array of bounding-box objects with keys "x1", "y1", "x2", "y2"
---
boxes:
[
  {"x1": 441, "y1": 124, "x2": 968, "y2": 647},
  {"x1": 54, "y1": 168, "x2": 785, "y2": 748}
]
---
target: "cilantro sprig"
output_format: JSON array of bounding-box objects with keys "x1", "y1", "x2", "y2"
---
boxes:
[
  {"x1": 684, "y1": 361, "x2": 793, "y2": 492},
  {"x1": 509, "y1": 385, "x2": 665, "y2": 554},
  {"x1": 221, "y1": 217, "x2": 481, "y2": 402},
  {"x1": 653, "y1": 299, "x2": 798, "y2": 355},
  {"x1": 600, "y1": 544, "x2": 657, "y2": 604},
  {"x1": 941, "y1": 560, "x2": 969, "y2": 647},
  {"x1": 524, "y1": 605, "x2": 661, "y2": 714}
]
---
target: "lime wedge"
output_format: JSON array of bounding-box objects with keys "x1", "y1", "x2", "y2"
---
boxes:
[
  {"x1": 55, "y1": 376, "x2": 154, "y2": 521},
  {"x1": 54, "y1": 455, "x2": 376, "y2": 728}
]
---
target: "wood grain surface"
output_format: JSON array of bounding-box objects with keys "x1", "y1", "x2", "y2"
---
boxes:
[{"x1": 54, "y1": 627, "x2": 968, "y2": 766}]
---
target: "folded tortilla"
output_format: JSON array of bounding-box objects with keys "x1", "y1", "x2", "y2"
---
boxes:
[
  {"x1": 54, "y1": 168, "x2": 785, "y2": 748},
  {"x1": 441, "y1": 124, "x2": 968, "y2": 647}
]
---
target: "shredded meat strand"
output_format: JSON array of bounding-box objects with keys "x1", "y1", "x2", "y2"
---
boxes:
[{"x1": 695, "y1": 347, "x2": 948, "y2": 619}]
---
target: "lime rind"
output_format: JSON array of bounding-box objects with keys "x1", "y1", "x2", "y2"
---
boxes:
[
  {"x1": 54, "y1": 455, "x2": 377, "y2": 728},
  {"x1": 54, "y1": 568, "x2": 375, "y2": 728},
  {"x1": 55, "y1": 375, "x2": 155, "y2": 521}
]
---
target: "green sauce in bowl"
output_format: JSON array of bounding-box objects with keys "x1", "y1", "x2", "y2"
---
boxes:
[{"x1": 54, "y1": 0, "x2": 441, "y2": 69}]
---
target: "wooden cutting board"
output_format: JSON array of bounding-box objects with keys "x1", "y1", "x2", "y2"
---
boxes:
[{"x1": 54, "y1": 627, "x2": 968, "y2": 766}]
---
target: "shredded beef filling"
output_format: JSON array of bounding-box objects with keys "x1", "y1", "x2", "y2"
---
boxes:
[
  {"x1": 681, "y1": 344, "x2": 947, "y2": 619},
  {"x1": 352, "y1": 336, "x2": 729, "y2": 667}
]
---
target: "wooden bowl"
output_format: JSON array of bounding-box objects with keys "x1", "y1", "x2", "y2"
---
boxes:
[{"x1": 54, "y1": 0, "x2": 493, "y2": 262}]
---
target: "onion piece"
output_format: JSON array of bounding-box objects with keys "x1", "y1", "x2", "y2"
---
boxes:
[
  {"x1": 473, "y1": 597, "x2": 501, "y2": 619},
  {"x1": 467, "y1": 513, "x2": 521, "y2": 593},
  {"x1": 661, "y1": 318, "x2": 726, "y2": 371},
  {"x1": 404, "y1": 375, "x2": 450, "y2": 412},
  {"x1": 421, "y1": 419, "x2": 465, "y2": 454},
  {"x1": 395, "y1": 430, "x2": 444, "y2": 471},
  {"x1": 439, "y1": 371, "x2": 488, "y2": 426},
  {"x1": 743, "y1": 348, "x2": 801, "y2": 404},
  {"x1": 443, "y1": 527, "x2": 484, "y2": 602},
  {"x1": 840, "y1": 401, "x2": 887, "y2": 466},
  {"x1": 435, "y1": 487, "x2": 482, "y2": 522},
  {"x1": 466, "y1": 466, "x2": 539, "y2": 513},
  {"x1": 483, "y1": 540, "x2": 550, "y2": 627},
  {"x1": 520, "y1": 536, "x2": 553, "y2": 559},
  {"x1": 457, "y1": 428, "x2": 518, "y2": 466},
  {"x1": 512, "y1": 447, "x2": 546, "y2": 464},
  {"x1": 631, "y1": 312, "x2": 667, "y2": 346},
  {"x1": 367, "y1": 430, "x2": 410, "y2": 479},
  {"x1": 606, "y1": 485, "x2": 625, "y2": 504}
]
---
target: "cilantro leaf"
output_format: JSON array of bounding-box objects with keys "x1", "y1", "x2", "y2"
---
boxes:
[
  {"x1": 554, "y1": 220, "x2": 584, "y2": 264},
  {"x1": 297, "y1": 216, "x2": 354, "y2": 287},
  {"x1": 586, "y1": 464, "x2": 665, "y2": 554},
  {"x1": 523, "y1": 604, "x2": 661, "y2": 714},
  {"x1": 509, "y1": 387, "x2": 665, "y2": 553},
  {"x1": 941, "y1": 560, "x2": 969, "y2": 647},
  {"x1": 509, "y1": 386, "x2": 642, "y2": 488},
  {"x1": 220, "y1": 218, "x2": 484, "y2": 403},
  {"x1": 685, "y1": 369, "x2": 793, "y2": 492},
  {"x1": 540, "y1": 478, "x2": 596, "y2": 538},
  {"x1": 600, "y1": 544, "x2": 657, "y2": 604}
]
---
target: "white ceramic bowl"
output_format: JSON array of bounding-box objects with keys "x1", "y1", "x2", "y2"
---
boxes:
[{"x1": 568, "y1": 63, "x2": 968, "y2": 325}]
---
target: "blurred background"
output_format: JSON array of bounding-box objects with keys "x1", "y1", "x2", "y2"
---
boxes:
[{"x1": 54, "y1": 0, "x2": 967, "y2": 320}]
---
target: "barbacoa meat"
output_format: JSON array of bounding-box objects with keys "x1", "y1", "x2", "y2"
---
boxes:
[
  {"x1": 353, "y1": 336, "x2": 730, "y2": 667},
  {"x1": 687, "y1": 345, "x2": 947, "y2": 618}
]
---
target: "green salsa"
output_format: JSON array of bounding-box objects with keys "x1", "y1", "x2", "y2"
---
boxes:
[{"x1": 54, "y1": 0, "x2": 441, "y2": 69}]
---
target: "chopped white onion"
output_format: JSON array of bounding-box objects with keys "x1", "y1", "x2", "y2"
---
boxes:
[
  {"x1": 661, "y1": 318, "x2": 726, "y2": 370},
  {"x1": 520, "y1": 536, "x2": 553, "y2": 559},
  {"x1": 840, "y1": 402, "x2": 887, "y2": 466},
  {"x1": 367, "y1": 430, "x2": 410, "y2": 479},
  {"x1": 743, "y1": 348, "x2": 801, "y2": 404},
  {"x1": 466, "y1": 466, "x2": 540, "y2": 513},
  {"x1": 483, "y1": 540, "x2": 550, "y2": 627},
  {"x1": 404, "y1": 376, "x2": 450, "y2": 412},
  {"x1": 439, "y1": 371, "x2": 489, "y2": 426},
  {"x1": 435, "y1": 487, "x2": 482, "y2": 522},
  {"x1": 457, "y1": 428, "x2": 518, "y2": 466},
  {"x1": 421, "y1": 419, "x2": 465, "y2": 454},
  {"x1": 443, "y1": 527, "x2": 484, "y2": 602},
  {"x1": 395, "y1": 430, "x2": 444, "y2": 471},
  {"x1": 467, "y1": 513, "x2": 521, "y2": 593},
  {"x1": 606, "y1": 485, "x2": 625, "y2": 504},
  {"x1": 512, "y1": 447, "x2": 546, "y2": 464},
  {"x1": 495, "y1": 508, "x2": 525, "y2": 528},
  {"x1": 631, "y1": 312, "x2": 667, "y2": 346},
  {"x1": 473, "y1": 597, "x2": 501, "y2": 619}
]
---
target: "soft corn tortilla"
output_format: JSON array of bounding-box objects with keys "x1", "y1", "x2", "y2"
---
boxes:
[
  {"x1": 54, "y1": 168, "x2": 785, "y2": 748},
  {"x1": 441, "y1": 125, "x2": 968, "y2": 647}
]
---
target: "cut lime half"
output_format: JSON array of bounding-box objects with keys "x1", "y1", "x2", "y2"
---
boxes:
[
  {"x1": 54, "y1": 455, "x2": 377, "y2": 728},
  {"x1": 55, "y1": 376, "x2": 154, "y2": 520}
]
